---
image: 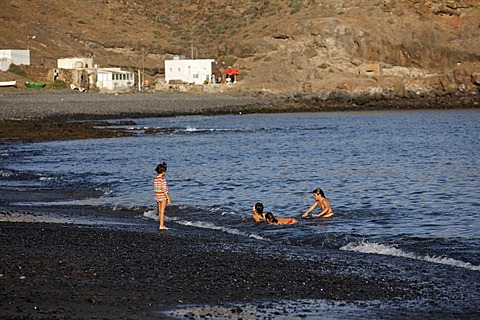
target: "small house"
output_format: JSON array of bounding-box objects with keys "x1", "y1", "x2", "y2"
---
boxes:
[
  {"x1": 96, "y1": 67, "x2": 135, "y2": 92},
  {"x1": 56, "y1": 57, "x2": 93, "y2": 90},
  {"x1": 165, "y1": 56, "x2": 215, "y2": 85}
]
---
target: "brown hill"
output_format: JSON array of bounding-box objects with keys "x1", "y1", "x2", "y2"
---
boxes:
[{"x1": 1, "y1": 0, "x2": 480, "y2": 95}]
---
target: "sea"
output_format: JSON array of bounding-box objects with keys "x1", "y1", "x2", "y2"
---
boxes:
[{"x1": 1, "y1": 109, "x2": 479, "y2": 318}]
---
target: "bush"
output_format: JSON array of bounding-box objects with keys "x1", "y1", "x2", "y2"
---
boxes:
[
  {"x1": 47, "y1": 80, "x2": 67, "y2": 89},
  {"x1": 8, "y1": 64, "x2": 27, "y2": 77}
]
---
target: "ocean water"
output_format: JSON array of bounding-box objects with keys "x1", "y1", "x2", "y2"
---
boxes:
[{"x1": 1, "y1": 110, "x2": 479, "y2": 273}]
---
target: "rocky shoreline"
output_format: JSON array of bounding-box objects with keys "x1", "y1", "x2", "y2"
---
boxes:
[
  {"x1": 1, "y1": 90, "x2": 479, "y2": 144},
  {"x1": 1, "y1": 90, "x2": 479, "y2": 121}
]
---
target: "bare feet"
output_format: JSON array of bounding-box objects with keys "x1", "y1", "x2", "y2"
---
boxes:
[{"x1": 159, "y1": 226, "x2": 170, "y2": 230}]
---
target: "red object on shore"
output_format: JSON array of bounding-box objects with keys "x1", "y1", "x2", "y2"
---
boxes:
[{"x1": 225, "y1": 67, "x2": 240, "y2": 76}]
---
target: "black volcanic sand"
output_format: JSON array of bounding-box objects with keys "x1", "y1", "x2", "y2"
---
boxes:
[
  {"x1": 1, "y1": 91, "x2": 479, "y2": 122},
  {"x1": 1, "y1": 188, "x2": 480, "y2": 319}
]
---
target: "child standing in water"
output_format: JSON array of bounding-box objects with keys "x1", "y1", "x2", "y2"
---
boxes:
[
  {"x1": 302, "y1": 188, "x2": 334, "y2": 218},
  {"x1": 154, "y1": 162, "x2": 171, "y2": 230}
]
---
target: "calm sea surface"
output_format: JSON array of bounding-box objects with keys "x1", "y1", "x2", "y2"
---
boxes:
[{"x1": 2, "y1": 109, "x2": 479, "y2": 271}]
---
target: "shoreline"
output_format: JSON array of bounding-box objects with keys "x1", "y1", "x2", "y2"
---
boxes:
[
  {"x1": 1, "y1": 90, "x2": 479, "y2": 121},
  {"x1": 1, "y1": 90, "x2": 479, "y2": 144}
]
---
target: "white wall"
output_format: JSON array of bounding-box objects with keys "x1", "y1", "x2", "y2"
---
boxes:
[
  {"x1": 57, "y1": 57, "x2": 94, "y2": 69},
  {"x1": 165, "y1": 59, "x2": 214, "y2": 85},
  {"x1": 0, "y1": 50, "x2": 30, "y2": 70}
]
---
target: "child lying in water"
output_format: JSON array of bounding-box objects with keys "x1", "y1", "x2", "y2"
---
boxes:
[{"x1": 265, "y1": 212, "x2": 298, "y2": 225}]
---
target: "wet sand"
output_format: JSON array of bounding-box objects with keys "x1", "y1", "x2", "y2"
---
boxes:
[{"x1": 1, "y1": 91, "x2": 479, "y2": 318}]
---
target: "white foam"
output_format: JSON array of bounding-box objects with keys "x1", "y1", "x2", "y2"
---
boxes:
[
  {"x1": 143, "y1": 209, "x2": 157, "y2": 220},
  {"x1": 175, "y1": 219, "x2": 269, "y2": 241},
  {"x1": 185, "y1": 127, "x2": 237, "y2": 133},
  {"x1": 95, "y1": 186, "x2": 113, "y2": 195},
  {"x1": 185, "y1": 126, "x2": 201, "y2": 132},
  {"x1": 0, "y1": 170, "x2": 15, "y2": 177},
  {"x1": 142, "y1": 210, "x2": 268, "y2": 241},
  {"x1": 341, "y1": 241, "x2": 480, "y2": 271},
  {"x1": 39, "y1": 176, "x2": 55, "y2": 181}
]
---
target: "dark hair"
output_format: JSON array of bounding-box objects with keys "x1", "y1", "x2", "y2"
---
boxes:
[
  {"x1": 265, "y1": 212, "x2": 278, "y2": 224},
  {"x1": 155, "y1": 162, "x2": 168, "y2": 174},
  {"x1": 254, "y1": 202, "x2": 264, "y2": 214},
  {"x1": 312, "y1": 188, "x2": 325, "y2": 198}
]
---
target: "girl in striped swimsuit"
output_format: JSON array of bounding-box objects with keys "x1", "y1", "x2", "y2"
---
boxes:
[{"x1": 154, "y1": 162, "x2": 171, "y2": 230}]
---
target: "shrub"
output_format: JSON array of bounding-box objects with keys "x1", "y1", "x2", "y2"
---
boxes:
[
  {"x1": 47, "y1": 80, "x2": 67, "y2": 89},
  {"x1": 8, "y1": 64, "x2": 27, "y2": 77}
]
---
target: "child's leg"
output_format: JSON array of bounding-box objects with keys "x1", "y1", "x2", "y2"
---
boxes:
[{"x1": 158, "y1": 200, "x2": 169, "y2": 229}]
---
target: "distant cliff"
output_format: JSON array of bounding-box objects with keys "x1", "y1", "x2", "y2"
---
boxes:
[{"x1": 1, "y1": 0, "x2": 479, "y2": 97}]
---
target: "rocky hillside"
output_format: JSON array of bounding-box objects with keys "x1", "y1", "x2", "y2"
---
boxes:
[{"x1": 1, "y1": 0, "x2": 480, "y2": 95}]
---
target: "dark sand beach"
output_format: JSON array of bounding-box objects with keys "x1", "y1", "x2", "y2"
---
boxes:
[
  {"x1": 1, "y1": 91, "x2": 479, "y2": 319},
  {"x1": 2, "y1": 193, "x2": 479, "y2": 319}
]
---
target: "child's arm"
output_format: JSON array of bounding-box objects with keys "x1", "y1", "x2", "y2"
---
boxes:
[
  {"x1": 302, "y1": 202, "x2": 318, "y2": 217},
  {"x1": 166, "y1": 192, "x2": 172, "y2": 205}
]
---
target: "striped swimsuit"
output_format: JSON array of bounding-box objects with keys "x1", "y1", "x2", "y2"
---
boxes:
[{"x1": 154, "y1": 174, "x2": 168, "y2": 202}]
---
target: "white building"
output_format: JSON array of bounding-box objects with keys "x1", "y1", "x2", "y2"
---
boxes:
[
  {"x1": 0, "y1": 50, "x2": 30, "y2": 71},
  {"x1": 96, "y1": 68, "x2": 135, "y2": 91},
  {"x1": 57, "y1": 57, "x2": 93, "y2": 69},
  {"x1": 165, "y1": 57, "x2": 214, "y2": 85}
]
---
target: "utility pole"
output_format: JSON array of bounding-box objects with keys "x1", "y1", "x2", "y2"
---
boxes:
[
  {"x1": 141, "y1": 47, "x2": 145, "y2": 90},
  {"x1": 26, "y1": 35, "x2": 36, "y2": 50}
]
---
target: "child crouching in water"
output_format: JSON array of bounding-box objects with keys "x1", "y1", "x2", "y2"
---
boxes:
[
  {"x1": 154, "y1": 162, "x2": 171, "y2": 230},
  {"x1": 302, "y1": 188, "x2": 334, "y2": 218}
]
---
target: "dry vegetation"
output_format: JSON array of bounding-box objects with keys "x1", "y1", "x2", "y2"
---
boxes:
[{"x1": 1, "y1": 0, "x2": 480, "y2": 93}]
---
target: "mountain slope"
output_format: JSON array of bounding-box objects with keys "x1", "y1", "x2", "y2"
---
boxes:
[{"x1": 1, "y1": 0, "x2": 480, "y2": 94}]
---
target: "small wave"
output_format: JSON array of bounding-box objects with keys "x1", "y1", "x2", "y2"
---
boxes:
[
  {"x1": 142, "y1": 210, "x2": 268, "y2": 241},
  {"x1": 95, "y1": 186, "x2": 113, "y2": 195},
  {"x1": 175, "y1": 219, "x2": 269, "y2": 241},
  {"x1": 0, "y1": 170, "x2": 16, "y2": 178},
  {"x1": 185, "y1": 126, "x2": 236, "y2": 133},
  {"x1": 38, "y1": 176, "x2": 56, "y2": 181},
  {"x1": 341, "y1": 241, "x2": 480, "y2": 271}
]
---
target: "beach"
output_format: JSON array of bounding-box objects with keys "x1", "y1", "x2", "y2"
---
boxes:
[
  {"x1": 1, "y1": 91, "x2": 479, "y2": 319},
  {"x1": 1, "y1": 90, "x2": 479, "y2": 121},
  {"x1": 2, "y1": 202, "x2": 478, "y2": 319}
]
